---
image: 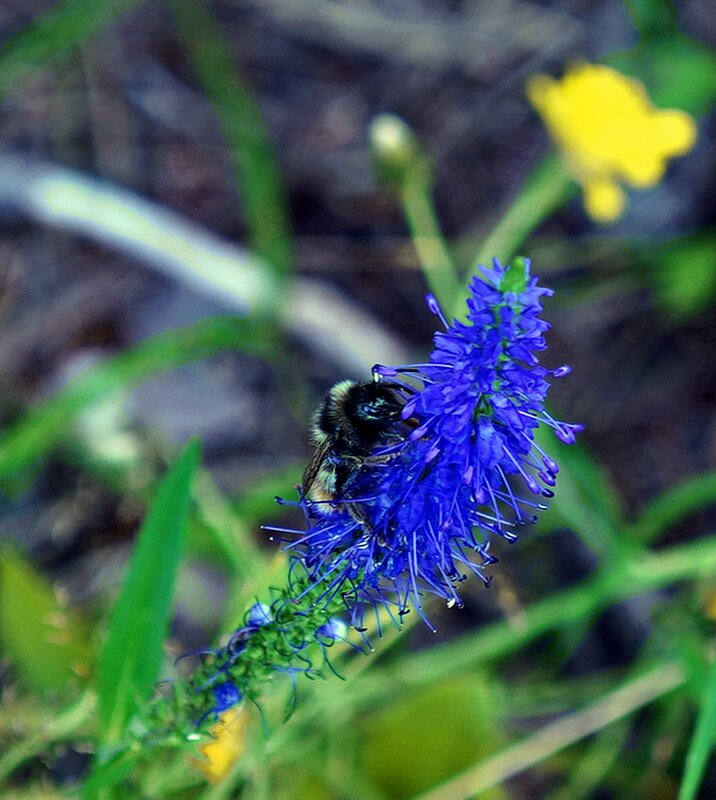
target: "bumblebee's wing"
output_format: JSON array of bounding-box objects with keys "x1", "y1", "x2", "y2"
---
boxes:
[{"x1": 302, "y1": 438, "x2": 332, "y2": 495}]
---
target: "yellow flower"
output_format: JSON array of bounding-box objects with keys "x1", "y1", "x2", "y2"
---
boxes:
[
  {"x1": 195, "y1": 707, "x2": 250, "y2": 782},
  {"x1": 527, "y1": 63, "x2": 697, "y2": 223}
]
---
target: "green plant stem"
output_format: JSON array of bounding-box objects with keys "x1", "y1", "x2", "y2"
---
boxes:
[
  {"x1": 546, "y1": 717, "x2": 631, "y2": 800},
  {"x1": 537, "y1": 429, "x2": 630, "y2": 564},
  {"x1": 455, "y1": 152, "x2": 574, "y2": 317},
  {"x1": 399, "y1": 174, "x2": 462, "y2": 310},
  {"x1": 172, "y1": 0, "x2": 294, "y2": 287},
  {"x1": 0, "y1": 691, "x2": 95, "y2": 782},
  {"x1": 412, "y1": 661, "x2": 684, "y2": 800},
  {"x1": 623, "y1": 0, "x2": 676, "y2": 36}
]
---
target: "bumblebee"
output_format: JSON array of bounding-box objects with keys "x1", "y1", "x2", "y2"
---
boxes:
[{"x1": 302, "y1": 379, "x2": 405, "y2": 517}]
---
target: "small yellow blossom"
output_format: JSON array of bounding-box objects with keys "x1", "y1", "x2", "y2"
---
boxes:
[
  {"x1": 195, "y1": 707, "x2": 250, "y2": 782},
  {"x1": 527, "y1": 63, "x2": 697, "y2": 222}
]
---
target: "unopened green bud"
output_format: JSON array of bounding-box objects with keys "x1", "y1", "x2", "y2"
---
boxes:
[
  {"x1": 500, "y1": 256, "x2": 531, "y2": 294},
  {"x1": 369, "y1": 113, "x2": 429, "y2": 188}
]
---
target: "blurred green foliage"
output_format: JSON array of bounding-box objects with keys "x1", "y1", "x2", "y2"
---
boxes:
[
  {"x1": 0, "y1": 0, "x2": 143, "y2": 95},
  {"x1": 360, "y1": 675, "x2": 507, "y2": 800},
  {"x1": 0, "y1": 1, "x2": 715, "y2": 799},
  {"x1": 652, "y1": 232, "x2": 716, "y2": 319},
  {"x1": 0, "y1": 548, "x2": 91, "y2": 693}
]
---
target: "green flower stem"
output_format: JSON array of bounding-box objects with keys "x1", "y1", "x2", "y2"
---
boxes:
[
  {"x1": 219, "y1": 553, "x2": 290, "y2": 636},
  {"x1": 398, "y1": 174, "x2": 463, "y2": 310},
  {"x1": 623, "y1": 0, "x2": 676, "y2": 37},
  {"x1": 146, "y1": 568, "x2": 351, "y2": 745},
  {"x1": 454, "y1": 152, "x2": 575, "y2": 317}
]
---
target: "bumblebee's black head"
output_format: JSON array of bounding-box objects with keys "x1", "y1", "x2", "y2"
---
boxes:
[
  {"x1": 315, "y1": 380, "x2": 403, "y2": 451},
  {"x1": 342, "y1": 381, "x2": 403, "y2": 431}
]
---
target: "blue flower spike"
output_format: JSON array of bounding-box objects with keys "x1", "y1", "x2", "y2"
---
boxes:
[
  {"x1": 288, "y1": 258, "x2": 582, "y2": 627},
  {"x1": 165, "y1": 261, "x2": 581, "y2": 732}
]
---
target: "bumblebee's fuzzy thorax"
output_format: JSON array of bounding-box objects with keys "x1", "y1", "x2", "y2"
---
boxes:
[{"x1": 302, "y1": 379, "x2": 404, "y2": 515}]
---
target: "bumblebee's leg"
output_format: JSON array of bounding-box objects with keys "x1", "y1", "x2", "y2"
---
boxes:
[{"x1": 334, "y1": 457, "x2": 385, "y2": 534}]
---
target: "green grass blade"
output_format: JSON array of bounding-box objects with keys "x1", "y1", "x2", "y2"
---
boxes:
[
  {"x1": 188, "y1": 469, "x2": 269, "y2": 578},
  {"x1": 0, "y1": 316, "x2": 272, "y2": 486},
  {"x1": 629, "y1": 471, "x2": 716, "y2": 545},
  {"x1": 678, "y1": 655, "x2": 716, "y2": 800},
  {"x1": 172, "y1": 0, "x2": 294, "y2": 286},
  {"x1": 0, "y1": 0, "x2": 144, "y2": 95},
  {"x1": 96, "y1": 439, "x2": 200, "y2": 744}
]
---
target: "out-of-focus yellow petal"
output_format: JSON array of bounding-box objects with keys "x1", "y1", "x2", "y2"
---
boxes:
[
  {"x1": 583, "y1": 176, "x2": 625, "y2": 223},
  {"x1": 527, "y1": 62, "x2": 697, "y2": 223},
  {"x1": 195, "y1": 707, "x2": 250, "y2": 783},
  {"x1": 704, "y1": 589, "x2": 716, "y2": 622},
  {"x1": 525, "y1": 74, "x2": 555, "y2": 110},
  {"x1": 653, "y1": 109, "x2": 698, "y2": 155},
  {"x1": 618, "y1": 150, "x2": 666, "y2": 187}
]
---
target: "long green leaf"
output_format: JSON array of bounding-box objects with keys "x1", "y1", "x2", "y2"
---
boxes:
[
  {"x1": 96, "y1": 440, "x2": 200, "y2": 744},
  {"x1": 0, "y1": 0, "x2": 144, "y2": 95},
  {"x1": 678, "y1": 655, "x2": 716, "y2": 800},
  {"x1": 0, "y1": 316, "x2": 272, "y2": 486}
]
